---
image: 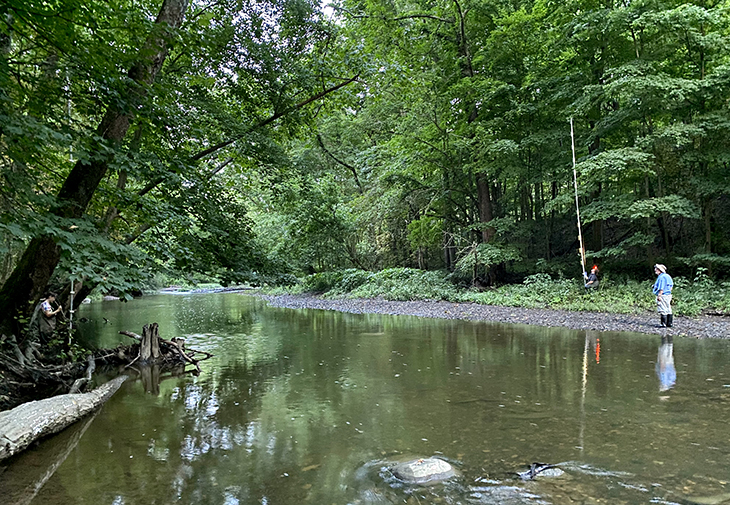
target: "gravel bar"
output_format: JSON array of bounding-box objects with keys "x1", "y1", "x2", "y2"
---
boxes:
[{"x1": 259, "y1": 294, "x2": 730, "y2": 339}]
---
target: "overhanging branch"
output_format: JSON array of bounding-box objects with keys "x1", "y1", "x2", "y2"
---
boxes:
[
  {"x1": 137, "y1": 73, "x2": 361, "y2": 197},
  {"x1": 191, "y1": 73, "x2": 361, "y2": 162},
  {"x1": 333, "y1": 6, "x2": 452, "y2": 23}
]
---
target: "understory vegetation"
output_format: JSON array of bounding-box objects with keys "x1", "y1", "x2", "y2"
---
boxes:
[{"x1": 267, "y1": 267, "x2": 730, "y2": 317}]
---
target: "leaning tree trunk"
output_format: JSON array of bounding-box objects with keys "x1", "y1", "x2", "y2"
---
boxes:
[
  {"x1": 0, "y1": 375, "x2": 128, "y2": 461},
  {"x1": 0, "y1": 0, "x2": 189, "y2": 336}
]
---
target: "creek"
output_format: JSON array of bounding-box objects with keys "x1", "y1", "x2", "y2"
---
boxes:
[{"x1": 2, "y1": 292, "x2": 730, "y2": 505}]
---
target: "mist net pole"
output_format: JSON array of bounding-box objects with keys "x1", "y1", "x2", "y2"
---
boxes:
[{"x1": 570, "y1": 118, "x2": 587, "y2": 278}]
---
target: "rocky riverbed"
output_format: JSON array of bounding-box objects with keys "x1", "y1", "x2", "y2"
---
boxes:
[{"x1": 259, "y1": 294, "x2": 730, "y2": 339}]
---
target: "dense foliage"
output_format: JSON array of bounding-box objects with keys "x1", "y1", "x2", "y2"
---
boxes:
[
  {"x1": 1, "y1": 0, "x2": 730, "y2": 330},
  {"x1": 264, "y1": 0, "x2": 730, "y2": 283},
  {"x1": 0, "y1": 0, "x2": 355, "y2": 327}
]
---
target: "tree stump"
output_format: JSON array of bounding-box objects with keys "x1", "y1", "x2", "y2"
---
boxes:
[
  {"x1": 119, "y1": 325, "x2": 209, "y2": 374},
  {"x1": 140, "y1": 323, "x2": 160, "y2": 361}
]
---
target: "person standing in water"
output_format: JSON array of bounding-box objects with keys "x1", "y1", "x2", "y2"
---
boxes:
[{"x1": 652, "y1": 264, "x2": 673, "y2": 328}]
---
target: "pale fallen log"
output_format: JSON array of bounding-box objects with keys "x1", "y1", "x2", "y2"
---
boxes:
[
  {"x1": 0, "y1": 412, "x2": 98, "y2": 505},
  {"x1": 0, "y1": 375, "x2": 127, "y2": 461}
]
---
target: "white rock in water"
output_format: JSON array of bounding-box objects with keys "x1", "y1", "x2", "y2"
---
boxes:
[
  {"x1": 535, "y1": 467, "x2": 565, "y2": 478},
  {"x1": 391, "y1": 458, "x2": 455, "y2": 484}
]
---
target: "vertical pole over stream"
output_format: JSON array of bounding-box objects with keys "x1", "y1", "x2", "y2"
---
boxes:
[
  {"x1": 68, "y1": 278, "x2": 74, "y2": 332},
  {"x1": 570, "y1": 118, "x2": 587, "y2": 277}
]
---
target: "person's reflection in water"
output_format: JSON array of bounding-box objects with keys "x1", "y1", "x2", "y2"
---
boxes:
[{"x1": 656, "y1": 335, "x2": 676, "y2": 393}]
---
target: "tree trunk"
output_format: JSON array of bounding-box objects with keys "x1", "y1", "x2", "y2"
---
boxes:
[
  {"x1": 645, "y1": 175, "x2": 654, "y2": 267},
  {"x1": 476, "y1": 174, "x2": 495, "y2": 243},
  {"x1": 704, "y1": 198, "x2": 713, "y2": 253},
  {"x1": 0, "y1": 375, "x2": 128, "y2": 461},
  {"x1": 704, "y1": 197, "x2": 713, "y2": 276},
  {"x1": 0, "y1": 0, "x2": 189, "y2": 335},
  {"x1": 140, "y1": 323, "x2": 161, "y2": 361}
]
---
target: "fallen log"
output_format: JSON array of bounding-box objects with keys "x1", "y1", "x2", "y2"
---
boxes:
[
  {"x1": 0, "y1": 412, "x2": 98, "y2": 505},
  {"x1": 0, "y1": 375, "x2": 127, "y2": 461}
]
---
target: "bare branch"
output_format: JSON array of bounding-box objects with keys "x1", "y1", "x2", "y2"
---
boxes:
[
  {"x1": 316, "y1": 134, "x2": 363, "y2": 193},
  {"x1": 333, "y1": 6, "x2": 452, "y2": 23},
  {"x1": 190, "y1": 73, "x2": 361, "y2": 162},
  {"x1": 134, "y1": 73, "x2": 361, "y2": 204}
]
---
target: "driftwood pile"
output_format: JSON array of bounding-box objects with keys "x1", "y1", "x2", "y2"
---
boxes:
[
  {"x1": 0, "y1": 336, "x2": 88, "y2": 410},
  {"x1": 0, "y1": 322, "x2": 212, "y2": 464},
  {"x1": 117, "y1": 322, "x2": 213, "y2": 374},
  {"x1": 1, "y1": 323, "x2": 212, "y2": 410}
]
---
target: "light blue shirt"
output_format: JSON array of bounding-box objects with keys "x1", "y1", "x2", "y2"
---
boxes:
[{"x1": 653, "y1": 273, "x2": 673, "y2": 295}]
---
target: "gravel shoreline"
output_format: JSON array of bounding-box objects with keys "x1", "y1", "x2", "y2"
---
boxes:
[{"x1": 259, "y1": 294, "x2": 730, "y2": 339}]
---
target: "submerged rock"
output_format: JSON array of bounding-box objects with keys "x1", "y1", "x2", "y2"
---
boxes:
[
  {"x1": 685, "y1": 493, "x2": 730, "y2": 505},
  {"x1": 517, "y1": 463, "x2": 565, "y2": 480},
  {"x1": 533, "y1": 467, "x2": 565, "y2": 478},
  {"x1": 390, "y1": 457, "x2": 456, "y2": 484}
]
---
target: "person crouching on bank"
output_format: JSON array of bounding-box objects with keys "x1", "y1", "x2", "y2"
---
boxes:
[{"x1": 584, "y1": 265, "x2": 599, "y2": 289}]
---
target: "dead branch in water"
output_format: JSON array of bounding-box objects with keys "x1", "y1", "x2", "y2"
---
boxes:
[{"x1": 118, "y1": 325, "x2": 212, "y2": 374}]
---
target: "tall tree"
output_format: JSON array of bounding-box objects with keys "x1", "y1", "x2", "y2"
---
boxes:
[
  {"x1": 0, "y1": 0, "x2": 189, "y2": 334},
  {"x1": 0, "y1": 0, "x2": 359, "y2": 336}
]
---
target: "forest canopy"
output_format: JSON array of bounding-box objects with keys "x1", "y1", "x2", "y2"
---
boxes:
[{"x1": 1, "y1": 0, "x2": 730, "y2": 330}]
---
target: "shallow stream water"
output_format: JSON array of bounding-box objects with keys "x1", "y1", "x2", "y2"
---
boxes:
[{"x1": 3, "y1": 292, "x2": 730, "y2": 505}]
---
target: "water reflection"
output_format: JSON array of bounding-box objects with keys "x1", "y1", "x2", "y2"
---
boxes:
[
  {"x1": 0, "y1": 412, "x2": 98, "y2": 505},
  {"x1": 5, "y1": 294, "x2": 730, "y2": 505},
  {"x1": 578, "y1": 331, "x2": 601, "y2": 453},
  {"x1": 656, "y1": 335, "x2": 677, "y2": 392},
  {"x1": 134, "y1": 363, "x2": 192, "y2": 395}
]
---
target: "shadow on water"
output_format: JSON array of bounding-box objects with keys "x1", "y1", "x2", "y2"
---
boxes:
[{"x1": 5, "y1": 294, "x2": 730, "y2": 505}]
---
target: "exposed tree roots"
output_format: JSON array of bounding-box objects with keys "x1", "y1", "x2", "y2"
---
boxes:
[{"x1": 0, "y1": 323, "x2": 213, "y2": 411}]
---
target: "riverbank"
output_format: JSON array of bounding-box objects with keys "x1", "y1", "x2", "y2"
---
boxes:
[{"x1": 259, "y1": 294, "x2": 730, "y2": 339}]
